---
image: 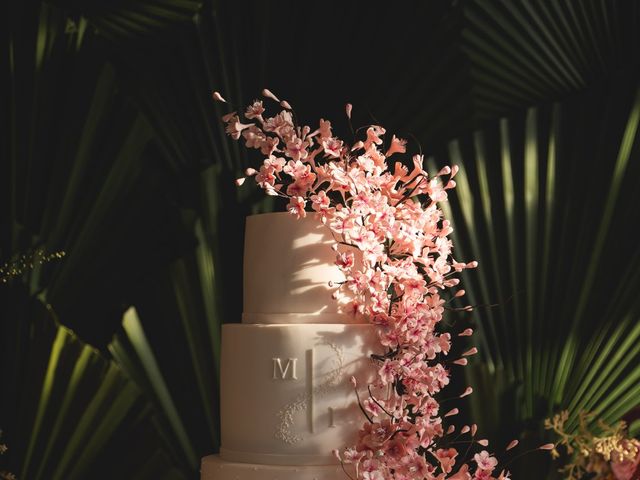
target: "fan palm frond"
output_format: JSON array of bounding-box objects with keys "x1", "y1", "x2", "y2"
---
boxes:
[
  {"x1": 3, "y1": 0, "x2": 191, "y2": 346},
  {"x1": 429, "y1": 71, "x2": 640, "y2": 477},
  {"x1": 461, "y1": 0, "x2": 640, "y2": 119},
  {"x1": 52, "y1": 0, "x2": 202, "y2": 41},
  {"x1": 0, "y1": 286, "x2": 187, "y2": 479},
  {"x1": 108, "y1": 162, "x2": 266, "y2": 472}
]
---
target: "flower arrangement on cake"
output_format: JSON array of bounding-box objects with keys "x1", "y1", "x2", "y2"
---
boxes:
[{"x1": 213, "y1": 89, "x2": 552, "y2": 480}]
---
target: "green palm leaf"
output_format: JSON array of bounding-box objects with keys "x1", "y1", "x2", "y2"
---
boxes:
[
  {"x1": 461, "y1": 0, "x2": 640, "y2": 119},
  {"x1": 429, "y1": 72, "x2": 640, "y2": 477},
  {"x1": 0, "y1": 286, "x2": 186, "y2": 479},
  {"x1": 53, "y1": 0, "x2": 202, "y2": 41}
]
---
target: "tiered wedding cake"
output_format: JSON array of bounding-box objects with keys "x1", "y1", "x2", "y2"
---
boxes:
[{"x1": 201, "y1": 212, "x2": 378, "y2": 480}]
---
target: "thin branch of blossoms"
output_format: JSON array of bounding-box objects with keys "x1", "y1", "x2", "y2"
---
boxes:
[{"x1": 215, "y1": 88, "x2": 529, "y2": 480}]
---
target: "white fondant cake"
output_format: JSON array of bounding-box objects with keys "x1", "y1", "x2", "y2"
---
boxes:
[{"x1": 201, "y1": 212, "x2": 377, "y2": 479}]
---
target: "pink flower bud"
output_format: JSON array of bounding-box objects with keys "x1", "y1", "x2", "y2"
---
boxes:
[
  {"x1": 385, "y1": 135, "x2": 407, "y2": 157},
  {"x1": 350, "y1": 376, "x2": 357, "y2": 388},
  {"x1": 463, "y1": 347, "x2": 478, "y2": 357},
  {"x1": 459, "y1": 328, "x2": 473, "y2": 337},
  {"x1": 464, "y1": 306, "x2": 474, "y2": 312},
  {"x1": 262, "y1": 88, "x2": 280, "y2": 102},
  {"x1": 471, "y1": 424, "x2": 477, "y2": 436},
  {"x1": 461, "y1": 425, "x2": 470, "y2": 434},
  {"x1": 221, "y1": 111, "x2": 236, "y2": 123},
  {"x1": 332, "y1": 449, "x2": 341, "y2": 461},
  {"x1": 454, "y1": 289, "x2": 466, "y2": 298},
  {"x1": 245, "y1": 167, "x2": 257, "y2": 176},
  {"x1": 445, "y1": 180, "x2": 457, "y2": 189},
  {"x1": 451, "y1": 165, "x2": 460, "y2": 178},
  {"x1": 506, "y1": 439, "x2": 519, "y2": 451},
  {"x1": 460, "y1": 387, "x2": 473, "y2": 398},
  {"x1": 538, "y1": 443, "x2": 555, "y2": 451},
  {"x1": 280, "y1": 100, "x2": 292, "y2": 109},
  {"x1": 444, "y1": 408, "x2": 459, "y2": 417},
  {"x1": 447, "y1": 425, "x2": 455, "y2": 434},
  {"x1": 453, "y1": 358, "x2": 468, "y2": 366},
  {"x1": 467, "y1": 261, "x2": 479, "y2": 268},
  {"x1": 351, "y1": 141, "x2": 364, "y2": 151},
  {"x1": 212, "y1": 91, "x2": 226, "y2": 102},
  {"x1": 438, "y1": 166, "x2": 451, "y2": 176},
  {"x1": 235, "y1": 177, "x2": 246, "y2": 186},
  {"x1": 477, "y1": 439, "x2": 489, "y2": 447},
  {"x1": 345, "y1": 103, "x2": 353, "y2": 119}
]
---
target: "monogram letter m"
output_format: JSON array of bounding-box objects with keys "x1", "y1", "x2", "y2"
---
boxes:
[{"x1": 272, "y1": 357, "x2": 298, "y2": 380}]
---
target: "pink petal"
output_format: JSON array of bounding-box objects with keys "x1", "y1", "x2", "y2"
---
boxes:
[{"x1": 212, "y1": 91, "x2": 226, "y2": 102}]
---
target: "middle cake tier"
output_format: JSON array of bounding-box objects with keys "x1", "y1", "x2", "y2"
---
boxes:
[{"x1": 220, "y1": 323, "x2": 378, "y2": 466}]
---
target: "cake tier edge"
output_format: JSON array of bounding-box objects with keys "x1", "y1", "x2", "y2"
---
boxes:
[{"x1": 201, "y1": 455, "x2": 353, "y2": 480}]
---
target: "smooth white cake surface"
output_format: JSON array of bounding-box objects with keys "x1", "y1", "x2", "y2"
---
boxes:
[
  {"x1": 220, "y1": 323, "x2": 376, "y2": 465},
  {"x1": 201, "y1": 455, "x2": 355, "y2": 480},
  {"x1": 204, "y1": 213, "x2": 376, "y2": 479},
  {"x1": 243, "y1": 212, "x2": 361, "y2": 324}
]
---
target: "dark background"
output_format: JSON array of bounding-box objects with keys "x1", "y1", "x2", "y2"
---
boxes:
[{"x1": 2, "y1": 0, "x2": 640, "y2": 478}]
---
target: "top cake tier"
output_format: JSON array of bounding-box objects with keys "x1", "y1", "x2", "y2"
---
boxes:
[{"x1": 243, "y1": 212, "x2": 361, "y2": 324}]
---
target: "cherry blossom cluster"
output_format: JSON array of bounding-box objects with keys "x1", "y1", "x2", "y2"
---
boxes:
[{"x1": 213, "y1": 89, "x2": 539, "y2": 479}]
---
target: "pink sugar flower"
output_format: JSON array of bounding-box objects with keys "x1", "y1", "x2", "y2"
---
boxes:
[
  {"x1": 377, "y1": 360, "x2": 398, "y2": 385},
  {"x1": 436, "y1": 448, "x2": 458, "y2": 474},
  {"x1": 363, "y1": 125, "x2": 386, "y2": 149},
  {"x1": 341, "y1": 447, "x2": 364, "y2": 464},
  {"x1": 474, "y1": 468, "x2": 493, "y2": 480},
  {"x1": 384, "y1": 437, "x2": 409, "y2": 459},
  {"x1": 318, "y1": 118, "x2": 333, "y2": 139},
  {"x1": 358, "y1": 420, "x2": 395, "y2": 451},
  {"x1": 449, "y1": 464, "x2": 472, "y2": 480},
  {"x1": 285, "y1": 136, "x2": 310, "y2": 161},
  {"x1": 310, "y1": 189, "x2": 330, "y2": 208},
  {"x1": 244, "y1": 100, "x2": 265, "y2": 120},
  {"x1": 361, "y1": 460, "x2": 385, "y2": 480},
  {"x1": 363, "y1": 397, "x2": 386, "y2": 418},
  {"x1": 241, "y1": 124, "x2": 266, "y2": 149},
  {"x1": 264, "y1": 154, "x2": 285, "y2": 172},
  {"x1": 474, "y1": 451, "x2": 498, "y2": 472},
  {"x1": 255, "y1": 165, "x2": 276, "y2": 189},
  {"x1": 286, "y1": 180, "x2": 310, "y2": 197},
  {"x1": 259, "y1": 135, "x2": 280, "y2": 155},
  {"x1": 385, "y1": 135, "x2": 407, "y2": 157},
  {"x1": 286, "y1": 196, "x2": 306, "y2": 219},
  {"x1": 224, "y1": 115, "x2": 252, "y2": 140},
  {"x1": 335, "y1": 251, "x2": 355, "y2": 270},
  {"x1": 322, "y1": 137, "x2": 344, "y2": 158}
]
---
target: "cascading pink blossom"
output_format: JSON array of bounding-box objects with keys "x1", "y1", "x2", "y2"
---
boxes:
[{"x1": 215, "y1": 89, "x2": 511, "y2": 479}]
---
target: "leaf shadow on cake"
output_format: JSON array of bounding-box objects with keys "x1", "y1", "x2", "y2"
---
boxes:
[{"x1": 244, "y1": 213, "x2": 362, "y2": 321}]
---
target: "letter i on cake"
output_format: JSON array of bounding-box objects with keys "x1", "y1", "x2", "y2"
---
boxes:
[{"x1": 201, "y1": 213, "x2": 377, "y2": 480}]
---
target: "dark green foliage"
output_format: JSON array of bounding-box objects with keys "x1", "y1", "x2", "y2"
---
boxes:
[{"x1": 2, "y1": 0, "x2": 639, "y2": 478}]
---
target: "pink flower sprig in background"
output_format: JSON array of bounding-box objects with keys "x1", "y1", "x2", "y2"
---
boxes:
[{"x1": 214, "y1": 89, "x2": 531, "y2": 479}]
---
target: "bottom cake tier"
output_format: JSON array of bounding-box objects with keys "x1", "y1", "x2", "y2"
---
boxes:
[{"x1": 201, "y1": 455, "x2": 353, "y2": 480}]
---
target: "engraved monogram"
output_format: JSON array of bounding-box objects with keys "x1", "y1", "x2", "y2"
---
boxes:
[
  {"x1": 274, "y1": 343, "x2": 345, "y2": 444},
  {"x1": 272, "y1": 357, "x2": 298, "y2": 380}
]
